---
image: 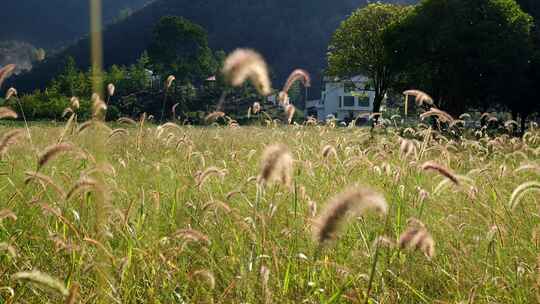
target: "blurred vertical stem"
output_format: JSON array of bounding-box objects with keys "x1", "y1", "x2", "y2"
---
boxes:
[
  {"x1": 15, "y1": 97, "x2": 33, "y2": 148},
  {"x1": 90, "y1": 0, "x2": 103, "y2": 96},
  {"x1": 364, "y1": 213, "x2": 390, "y2": 304},
  {"x1": 90, "y1": 0, "x2": 111, "y2": 302},
  {"x1": 160, "y1": 89, "x2": 168, "y2": 122}
]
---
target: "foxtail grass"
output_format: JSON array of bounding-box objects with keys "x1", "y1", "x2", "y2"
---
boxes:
[
  {"x1": 313, "y1": 185, "x2": 387, "y2": 244},
  {"x1": 258, "y1": 144, "x2": 294, "y2": 189},
  {"x1": 222, "y1": 48, "x2": 272, "y2": 96}
]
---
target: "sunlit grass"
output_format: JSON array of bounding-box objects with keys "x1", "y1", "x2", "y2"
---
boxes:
[{"x1": 0, "y1": 121, "x2": 538, "y2": 303}]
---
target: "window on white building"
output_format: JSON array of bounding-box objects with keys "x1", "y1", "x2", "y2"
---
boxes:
[
  {"x1": 358, "y1": 95, "x2": 370, "y2": 107},
  {"x1": 343, "y1": 96, "x2": 355, "y2": 107}
]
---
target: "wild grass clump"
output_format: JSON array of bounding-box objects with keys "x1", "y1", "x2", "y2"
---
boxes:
[
  {"x1": 313, "y1": 185, "x2": 387, "y2": 244},
  {"x1": 0, "y1": 112, "x2": 539, "y2": 303},
  {"x1": 222, "y1": 48, "x2": 272, "y2": 95},
  {"x1": 258, "y1": 144, "x2": 294, "y2": 188}
]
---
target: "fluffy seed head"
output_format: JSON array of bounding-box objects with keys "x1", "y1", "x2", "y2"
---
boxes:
[
  {"x1": 65, "y1": 176, "x2": 99, "y2": 200},
  {"x1": 0, "y1": 129, "x2": 24, "y2": 155},
  {"x1": 259, "y1": 144, "x2": 294, "y2": 188},
  {"x1": 420, "y1": 108, "x2": 454, "y2": 124},
  {"x1": 195, "y1": 167, "x2": 227, "y2": 189},
  {"x1": 11, "y1": 270, "x2": 69, "y2": 297},
  {"x1": 37, "y1": 143, "x2": 78, "y2": 170},
  {"x1": 459, "y1": 113, "x2": 471, "y2": 120},
  {"x1": 421, "y1": 161, "x2": 459, "y2": 185},
  {"x1": 91, "y1": 93, "x2": 107, "y2": 118},
  {"x1": 403, "y1": 90, "x2": 434, "y2": 106},
  {"x1": 285, "y1": 104, "x2": 295, "y2": 124},
  {"x1": 0, "y1": 64, "x2": 16, "y2": 88},
  {"x1": 70, "y1": 97, "x2": 80, "y2": 110},
  {"x1": 205, "y1": 111, "x2": 226, "y2": 124},
  {"x1": 76, "y1": 121, "x2": 95, "y2": 134},
  {"x1": 283, "y1": 69, "x2": 311, "y2": 93},
  {"x1": 109, "y1": 128, "x2": 129, "y2": 140},
  {"x1": 399, "y1": 139, "x2": 417, "y2": 159},
  {"x1": 166, "y1": 75, "x2": 176, "y2": 89},
  {"x1": 398, "y1": 219, "x2": 435, "y2": 259},
  {"x1": 174, "y1": 229, "x2": 211, "y2": 246},
  {"x1": 0, "y1": 107, "x2": 17, "y2": 119},
  {"x1": 509, "y1": 181, "x2": 540, "y2": 210},
  {"x1": 321, "y1": 145, "x2": 337, "y2": 159},
  {"x1": 252, "y1": 102, "x2": 261, "y2": 114},
  {"x1": 117, "y1": 117, "x2": 137, "y2": 125},
  {"x1": 278, "y1": 91, "x2": 290, "y2": 106},
  {"x1": 222, "y1": 49, "x2": 272, "y2": 96},
  {"x1": 107, "y1": 83, "x2": 115, "y2": 97},
  {"x1": 0, "y1": 209, "x2": 17, "y2": 222},
  {"x1": 480, "y1": 112, "x2": 493, "y2": 122},
  {"x1": 172, "y1": 102, "x2": 180, "y2": 116},
  {"x1": 24, "y1": 171, "x2": 66, "y2": 197},
  {"x1": 487, "y1": 116, "x2": 498, "y2": 124},
  {"x1": 313, "y1": 186, "x2": 388, "y2": 244},
  {"x1": 62, "y1": 107, "x2": 74, "y2": 118},
  {"x1": 5, "y1": 87, "x2": 17, "y2": 100}
]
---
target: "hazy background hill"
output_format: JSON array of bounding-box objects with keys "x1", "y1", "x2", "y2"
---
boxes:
[
  {"x1": 7, "y1": 0, "x2": 416, "y2": 94},
  {"x1": 0, "y1": 0, "x2": 153, "y2": 49}
]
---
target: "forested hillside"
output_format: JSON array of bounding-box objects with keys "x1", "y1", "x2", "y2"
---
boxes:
[
  {"x1": 0, "y1": 0, "x2": 152, "y2": 49},
  {"x1": 9, "y1": 0, "x2": 415, "y2": 94}
]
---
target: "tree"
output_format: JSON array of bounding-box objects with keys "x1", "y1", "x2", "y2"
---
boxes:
[
  {"x1": 327, "y1": 3, "x2": 412, "y2": 116},
  {"x1": 50, "y1": 57, "x2": 90, "y2": 97},
  {"x1": 147, "y1": 16, "x2": 216, "y2": 84},
  {"x1": 516, "y1": 0, "x2": 540, "y2": 130},
  {"x1": 387, "y1": 0, "x2": 534, "y2": 119}
]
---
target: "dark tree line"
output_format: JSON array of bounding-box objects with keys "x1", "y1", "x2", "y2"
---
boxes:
[
  {"x1": 1, "y1": 16, "x2": 270, "y2": 123},
  {"x1": 7, "y1": 0, "x2": 416, "y2": 96},
  {"x1": 329, "y1": 0, "x2": 540, "y2": 131},
  {"x1": 0, "y1": 0, "x2": 151, "y2": 49}
]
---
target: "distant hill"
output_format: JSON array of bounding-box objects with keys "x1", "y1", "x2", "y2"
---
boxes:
[
  {"x1": 10, "y1": 0, "x2": 416, "y2": 95},
  {"x1": 0, "y1": 0, "x2": 153, "y2": 49}
]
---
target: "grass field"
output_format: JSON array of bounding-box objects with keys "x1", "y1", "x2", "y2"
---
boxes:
[{"x1": 0, "y1": 119, "x2": 539, "y2": 303}]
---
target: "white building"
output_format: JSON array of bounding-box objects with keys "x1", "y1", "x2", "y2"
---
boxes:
[{"x1": 305, "y1": 75, "x2": 375, "y2": 121}]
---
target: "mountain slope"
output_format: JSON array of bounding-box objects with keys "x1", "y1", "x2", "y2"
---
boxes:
[
  {"x1": 11, "y1": 0, "x2": 416, "y2": 94},
  {"x1": 0, "y1": 0, "x2": 153, "y2": 49}
]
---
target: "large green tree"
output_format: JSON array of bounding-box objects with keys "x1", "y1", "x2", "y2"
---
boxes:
[
  {"x1": 387, "y1": 0, "x2": 534, "y2": 118},
  {"x1": 516, "y1": 0, "x2": 540, "y2": 129},
  {"x1": 148, "y1": 16, "x2": 216, "y2": 84},
  {"x1": 327, "y1": 3, "x2": 412, "y2": 115}
]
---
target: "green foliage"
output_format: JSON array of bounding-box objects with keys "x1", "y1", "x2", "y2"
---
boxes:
[
  {"x1": 516, "y1": 0, "x2": 540, "y2": 120},
  {"x1": 287, "y1": 81, "x2": 303, "y2": 107},
  {"x1": 1, "y1": 91, "x2": 92, "y2": 121},
  {"x1": 148, "y1": 16, "x2": 216, "y2": 84},
  {"x1": 6, "y1": 54, "x2": 153, "y2": 121},
  {"x1": 12, "y1": 0, "x2": 416, "y2": 95},
  {"x1": 11, "y1": 49, "x2": 261, "y2": 122},
  {"x1": 328, "y1": 3, "x2": 412, "y2": 113},
  {"x1": 387, "y1": 0, "x2": 534, "y2": 116}
]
